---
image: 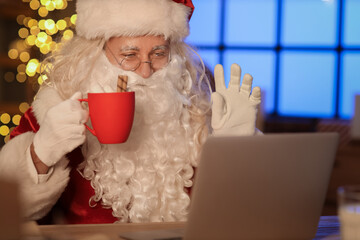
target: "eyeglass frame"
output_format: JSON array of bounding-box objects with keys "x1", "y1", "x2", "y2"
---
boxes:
[{"x1": 105, "y1": 43, "x2": 171, "y2": 72}]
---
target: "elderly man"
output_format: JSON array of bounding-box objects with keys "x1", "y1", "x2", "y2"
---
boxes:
[{"x1": 0, "y1": 0, "x2": 261, "y2": 224}]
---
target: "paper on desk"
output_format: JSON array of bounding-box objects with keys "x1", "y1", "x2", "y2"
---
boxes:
[{"x1": 119, "y1": 228, "x2": 184, "y2": 240}]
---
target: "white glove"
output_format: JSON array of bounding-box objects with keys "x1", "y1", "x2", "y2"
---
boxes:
[
  {"x1": 211, "y1": 63, "x2": 261, "y2": 136},
  {"x1": 33, "y1": 92, "x2": 89, "y2": 167}
]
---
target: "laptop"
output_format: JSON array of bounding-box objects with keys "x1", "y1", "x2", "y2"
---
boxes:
[
  {"x1": 184, "y1": 132, "x2": 338, "y2": 240},
  {"x1": 120, "y1": 132, "x2": 338, "y2": 240}
]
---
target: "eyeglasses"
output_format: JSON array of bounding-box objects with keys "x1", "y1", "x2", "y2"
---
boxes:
[{"x1": 106, "y1": 44, "x2": 170, "y2": 71}]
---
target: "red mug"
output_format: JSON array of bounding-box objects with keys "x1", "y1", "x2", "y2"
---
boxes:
[{"x1": 79, "y1": 92, "x2": 135, "y2": 144}]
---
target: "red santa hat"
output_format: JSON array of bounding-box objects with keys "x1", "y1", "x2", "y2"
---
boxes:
[{"x1": 75, "y1": 0, "x2": 195, "y2": 41}]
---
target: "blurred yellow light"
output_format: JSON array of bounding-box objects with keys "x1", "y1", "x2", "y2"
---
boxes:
[
  {"x1": 40, "y1": 0, "x2": 49, "y2": 5},
  {"x1": 30, "y1": 0, "x2": 40, "y2": 10},
  {"x1": 37, "y1": 32, "x2": 48, "y2": 43},
  {"x1": 16, "y1": 15, "x2": 26, "y2": 25},
  {"x1": 30, "y1": 26, "x2": 40, "y2": 36},
  {"x1": 38, "y1": 19, "x2": 46, "y2": 30},
  {"x1": 25, "y1": 35, "x2": 36, "y2": 46},
  {"x1": 55, "y1": 0, "x2": 64, "y2": 9},
  {"x1": 23, "y1": 17, "x2": 31, "y2": 27},
  {"x1": 36, "y1": 62, "x2": 41, "y2": 73},
  {"x1": 16, "y1": 73, "x2": 27, "y2": 83},
  {"x1": 16, "y1": 40, "x2": 27, "y2": 51},
  {"x1": 0, "y1": 113, "x2": 11, "y2": 124},
  {"x1": 70, "y1": 14, "x2": 77, "y2": 25},
  {"x1": 45, "y1": 1, "x2": 56, "y2": 11},
  {"x1": 56, "y1": 19, "x2": 67, "y2": 30},
  {"x1": 64, "y1": 17, "x2": 70, "y2": 25},
  {"x1": 61, "y1": 0, "x2": 68, "y2": 9},
  {"x1": 63, "y1": 29, "x2": 73, "y2": 41},
  {"x1": 0, "y1": 126, "x2": 10, "y2": 137},
  {"x1": 45, "y1": 19, "x2": 55, "y2": 30},
  {"x1": 18, "y1": 28, "x2": 29, "y2": 38},
  {"x1": 40, "y1": 45, "x2": 50, "y2": 54},
  {"x1": 8, "y1": 49, "x2": 18, "y2": 59},
  {"x1": 38, "y1": 7, "x2": 48, "y2": 17},
  {"x1": 38, "y1": 75, "x2": 43, "y2": 85},
  {"x1": 4, "y1": 135, "x2": 10, "y2": 144},
  {"x1": 19, "y1": 52, "x2": 30, "y2": 63},
  {"x1": 19, "y1": 103, "x2": 30, "y2": 114},
  {"x1": 26, "y1": 59, "x2": 39, "y2": 77},
  {"x1": 13, "y1": 115, "x2": 22, "y2": 125},
  {"x1": 47, "y1": 27, "x2": 58, "y2": 35},
  {"x1": 4, "y1": 72, "x2": 15, "y2": 82},
  {"x1": 17, "y1": 64, "x2": 27, "y2": 73},
  {"x1": 45, "y1": 35, "x2": 52, "y2": 43},
  {"x1": 28, "y1": 19, "x2": 38, "y2": 28},
  {"x1": 12, "y1": 115, "x2": 22, "y2": 125},
  {"x1": 35, "y1": 39, "x2": 43, "y2": 48}
]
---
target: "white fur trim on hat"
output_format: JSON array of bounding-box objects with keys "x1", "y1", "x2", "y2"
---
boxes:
[{"x1": 76, "y1": 0, "x2": 191, "y2": 41}]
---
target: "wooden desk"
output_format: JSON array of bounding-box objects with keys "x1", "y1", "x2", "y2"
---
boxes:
[
  {"x1": 37, "y1": 221, "x2": 185, "y2": 240},
  {"x1": 32, "y1": 216, "x2": 341, "y2": 240}
]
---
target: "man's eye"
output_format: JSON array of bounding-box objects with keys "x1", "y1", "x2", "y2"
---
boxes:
[
  {"x1": 122, "y1": 53, "x2": 137, "y2": 59},
  {"x1": 152, "y1": 51, "x2": 167, "y2": 58}
]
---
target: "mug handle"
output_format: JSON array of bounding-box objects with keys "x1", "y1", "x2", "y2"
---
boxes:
[{"x1": 78, "y1": 98, "x2": 97, "y2": 136}]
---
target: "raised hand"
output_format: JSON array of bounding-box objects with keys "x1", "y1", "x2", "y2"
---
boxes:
[{"x1": 211, "y1": 63, "x2": 261, "y2": 136}]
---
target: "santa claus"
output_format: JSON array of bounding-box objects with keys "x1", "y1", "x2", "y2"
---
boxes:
[{"x1": 0, "y1": 0, "x2": 261, "y2": 224}]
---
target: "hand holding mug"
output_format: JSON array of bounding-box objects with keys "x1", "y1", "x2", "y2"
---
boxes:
[{"x1": 33, "y1": 92, "x2": 88, "y2": 167}]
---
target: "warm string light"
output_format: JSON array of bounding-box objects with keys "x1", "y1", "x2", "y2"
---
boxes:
[{"x1": 2, "y1": 0, "x2": 75, "y2": 144}]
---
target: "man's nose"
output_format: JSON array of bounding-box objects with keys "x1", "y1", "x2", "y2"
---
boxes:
[{"x1": 135, "y1": 60, "x2": 153, "y2": 79}]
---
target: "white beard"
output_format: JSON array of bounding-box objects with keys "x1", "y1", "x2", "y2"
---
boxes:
[{"x1": 78, "y1": 52, "x2": 201, "y2": 222}]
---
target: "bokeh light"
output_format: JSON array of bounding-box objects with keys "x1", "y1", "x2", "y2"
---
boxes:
[
  {"x1": 19, "y1": 103, "x2": 30, "y2": 114},
  {"x1": 70, "y1": 14, "x2": 77, "y2": 25},
  {"x1": 16, "y1": 15, "x2": 26, "y2": 25},
  {"x1": 0, "y1": 114, "x2": 11, "y2": 124},
  {"x1": 26, "y1": 59, "x2": 40, "y2": 77},
  {"x1": 12, "y1": 115, "x2": 22, "y2": 125},
  {"x1": 25, "y1": 35, "x2": 36, "y2": 46},
  {"x1": 16, "y1": 72, "x2": 27, "y2": 83},
  {"x1": 23, "y1": 17, "x2": 31, "y2": 27},
  {"x1": 8, "y1": 49, "x2": 18, "y2": 59},
  {"x1": 56, "y1": 19, "x2": 66, "y2": 30},
  {"x1": 17, "y1": 64, "x2": 26, "y2": 73},
  {"x1": 18, "y1": 28, "x2": 29, "y2": 38},
  {"x1": 4, "y1": 72, "x2": 15, "y2": 82},
  {"x1": 28, "y1": 19, "x2": 38, "y2": 28},
  {"x1": 37, "y1": 32, "x2": 48, "y2": 43},
  {"x1": 45, "y1": 19, "x2": 55, "y2": 30},
  {"x1": 16, "y1": 40, "x2": 27, "y2": 51},
  {"x1": 19, "y1": 52, "x2": 30, "y2": 62},
  {"x1": 38, "y1": 6, "x2": 48, "y2": 17},
  {"x1": 63, "y1": 29, "x2": 73, "y2": 40},
  {"x1": 30, "y1": 26, "x2": 40, "y2": 36},
  {"x1": 0, "y1": 126, "x2": 10, "y2": 137},
  {"x1": 30, "y1": 0, "x2": 40, "y2": 10}
]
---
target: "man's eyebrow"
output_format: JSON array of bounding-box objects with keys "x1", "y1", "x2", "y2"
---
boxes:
[
  {"x1": 152, "y1": 45, "x2": 169, "y2": 51},
  {"x1": 118, "y1": 45, "x2": 169, "y2": 52},
  {"x1": 120, "y1": 46, "x2": 140, "y2": 52}
]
